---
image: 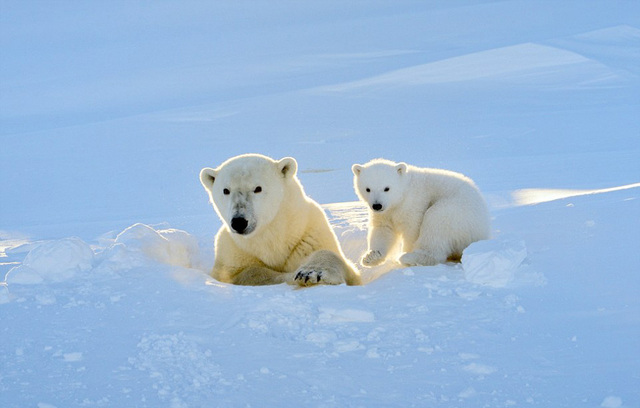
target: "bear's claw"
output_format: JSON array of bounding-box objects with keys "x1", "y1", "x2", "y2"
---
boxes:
[
  {"x1": 294, "y1": 269, "x2": 331, "y2": 286},
  {"x1": 295, "y1": 271, "x2": 317, "y2": 282}
]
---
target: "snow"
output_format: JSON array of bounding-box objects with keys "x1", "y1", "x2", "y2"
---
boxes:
[
  {"x1": 1, "y1": 1, "x2": 639, "y2": 407},
  {"x1": 461, "y1": 238, "x2": 532, "y2": 288},
  {"x1": 601, "y1": 396, "x2": 624, "y2": 408},
  {"x1": 319, "y1": 42, "x2": 606, "y2": 91},
  {"x1": 5, "y1": 237, "x2": 94, "y2": 285}
]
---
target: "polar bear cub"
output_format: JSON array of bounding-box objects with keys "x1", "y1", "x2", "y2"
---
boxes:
[
  {"x1": 352, "y1": 159, "x2": 490, "y2": 267},
  {"x1": 200, "y1": 154, "x2": 361, "y2": 286}
]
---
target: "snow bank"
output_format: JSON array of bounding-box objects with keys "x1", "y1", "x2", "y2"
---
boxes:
[
  {"x1": 4, "y1": 224, "x2": 203, "y2": 286},
  {"x1": 4, "y1": 220, "x2": 546, "y2": 292}
]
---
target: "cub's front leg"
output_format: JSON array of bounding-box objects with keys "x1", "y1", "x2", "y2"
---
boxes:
[
  {"x1": 361, "y1": 250, "x2": 385, "y2": 267},
  {"x1": 361, "y1": 224, "x2": 396, "y2": 267}
]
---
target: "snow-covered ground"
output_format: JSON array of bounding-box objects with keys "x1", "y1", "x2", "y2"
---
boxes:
[{"x1": 1, "y1": 1, "x2": 639, "y2": 407}]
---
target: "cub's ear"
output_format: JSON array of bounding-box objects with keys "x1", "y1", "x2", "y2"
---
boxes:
[
  {"x1": 200, "y1": 168, "x2": 217, "y2": 191},
  {"x1": 396, "y1": 163, "x2": 407, "y2": 175},
  {"x1": 352, "y1": 164, "x2": 363, "y2": 176},
  {"x1": 278, "y1": 157, "x2": 298, "y2": 178}
]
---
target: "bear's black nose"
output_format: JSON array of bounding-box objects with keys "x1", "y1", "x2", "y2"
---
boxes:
[
  {"x1": 372, "y1": 203, "x2": 383, "y2": 212},
  {"x1": 231, "y1": 217, "x2": 249, "y2": 234}
]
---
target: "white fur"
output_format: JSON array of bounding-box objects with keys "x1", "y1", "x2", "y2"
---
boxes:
[
  {"x1": 200, "y1": 154, "x2": 360, "y2": 286},
  {"x1": 352, "y1": 158, "x2": 490, "y2": 267}
]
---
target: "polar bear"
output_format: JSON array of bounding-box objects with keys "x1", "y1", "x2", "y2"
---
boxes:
[
  {"x1": 352, "y1": 159, "x2": 490, "y2": 267},
  {"x1": 200, "y1": 154, "x2": 361, "y2": 286}
]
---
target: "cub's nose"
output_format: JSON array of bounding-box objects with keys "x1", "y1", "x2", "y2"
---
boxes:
[
  {"x1": 231, "y1": 217, "x2": 249, "y2": 234},
  {"x1": 372, "y1": 203, "x2": 383, "y2": 212}
]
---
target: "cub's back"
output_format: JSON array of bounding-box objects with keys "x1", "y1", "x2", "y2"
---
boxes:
[{"x1": 412, "y1": 166, "x2": 483, "y2": 199}]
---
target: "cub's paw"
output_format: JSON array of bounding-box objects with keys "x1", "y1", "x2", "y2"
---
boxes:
[
  {"x1": 399, "y1": 251, "x2": 438, "y2": 267},
  {"x1": 361, "y1": 250, "x2": 385, "y2": 267},
  {"x1": 294, "y1": 267, "x2": 343, "y2": 286}
]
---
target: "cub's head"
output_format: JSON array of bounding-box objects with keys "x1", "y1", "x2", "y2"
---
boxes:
[
  {"x1": 200, "y1": 154, "x2": 298, "y2": 237},
  {"x1": 352, "y1": 159, "x2": 408, "y2": 213}
]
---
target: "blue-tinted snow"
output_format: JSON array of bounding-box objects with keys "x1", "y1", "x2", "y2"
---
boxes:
[{"x1": 1, "y1": 1, "x2": 639, "y2": 407}]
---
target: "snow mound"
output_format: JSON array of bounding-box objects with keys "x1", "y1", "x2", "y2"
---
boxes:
[
  {"x1": 4, "y1": 224, "x2": 203, "y2": 286},
  {"x1": 5, "y1": 237, "x2": 94, "y2": 284},
  {"x1": 462, "y1": 238, "x2": 542, "y2": 288},
  {"x1": 110, "y1": 223, "x2": 200, "y2": 269}
]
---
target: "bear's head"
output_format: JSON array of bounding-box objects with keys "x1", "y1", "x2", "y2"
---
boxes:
[
  {"x1": 352, "y1": 159, "x2": 408, "y2": 213},
  {"x1": 200, "y1": 154, "x2": 298, "y2": 237}
]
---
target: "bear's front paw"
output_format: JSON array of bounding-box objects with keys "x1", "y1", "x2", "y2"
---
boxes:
[
  {"x1": 399, "y1": 251, "x2": 438, "y2": 267},
  {"x1": 361, "y1": 250, "x2": 385, "y2": 267},
  {"x1": 294, "y1": 267, "x2": 343, "y2": 287}
]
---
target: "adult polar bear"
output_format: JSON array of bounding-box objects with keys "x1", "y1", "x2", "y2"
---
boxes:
[
  {"x1": 200, "y1": 154, "x2": 361, "y2": 286},
  {"x1": 353, "y1": 159, "x2": 490, "y2": 267}
]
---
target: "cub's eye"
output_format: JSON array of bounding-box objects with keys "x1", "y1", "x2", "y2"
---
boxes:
[
  {"x1": 365, "y1": 188, "x2": 371, "y2": 193},
  {"x1": 254, "y1": 186, "x2": 262, "y2": 194},
  {"x1": 223, "y1": 188, "x2": 230, "y2": 195},
  {"x1": 384, "y1": 187, "x2": 390, "y2": 192}
]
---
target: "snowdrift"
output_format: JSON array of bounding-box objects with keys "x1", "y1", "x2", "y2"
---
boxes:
[{"x1": 4, "y1": 206, "x2": 539, "y2": 291}]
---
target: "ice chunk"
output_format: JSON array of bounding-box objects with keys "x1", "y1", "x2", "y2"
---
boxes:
[{"x1": 462, "y1": 238, "x2": 527, "y2": 288}]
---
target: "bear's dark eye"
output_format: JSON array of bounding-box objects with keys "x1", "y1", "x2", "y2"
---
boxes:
[
  {"x1": 365, "y1": 188, "x2": 371, "y2": 193},
  {"x1": 254, "y1": 186, "x2": 262, "y2": 194},
  {"x1": 384, "y1": 187, "x2": 390, "y2": 192},
  {"x1": 223, "y1": 188, "x2": 230, "y2": 195}
]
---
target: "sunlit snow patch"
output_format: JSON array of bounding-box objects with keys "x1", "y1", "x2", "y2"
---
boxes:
[{"x1": 512, "y1": 182, "x2": 640, "y2": 206}]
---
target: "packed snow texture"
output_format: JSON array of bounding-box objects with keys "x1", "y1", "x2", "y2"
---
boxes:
[{"x1": 1, "y1": 1, "x2": 639, "y2": 407}]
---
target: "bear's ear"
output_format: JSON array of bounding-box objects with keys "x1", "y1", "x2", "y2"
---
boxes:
[
  {"x1": 352, "y1": 164, "x2": 363, "y2": 176},
  {"x1": 278, "y1": 157, "x2": 298, "y2": 178},
  {"x1": 396, "y1": 163, "x2": 407, "y2": 175},
  {"x1": 200, "y1": 168, "x2": 217, "y2": 191}
]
